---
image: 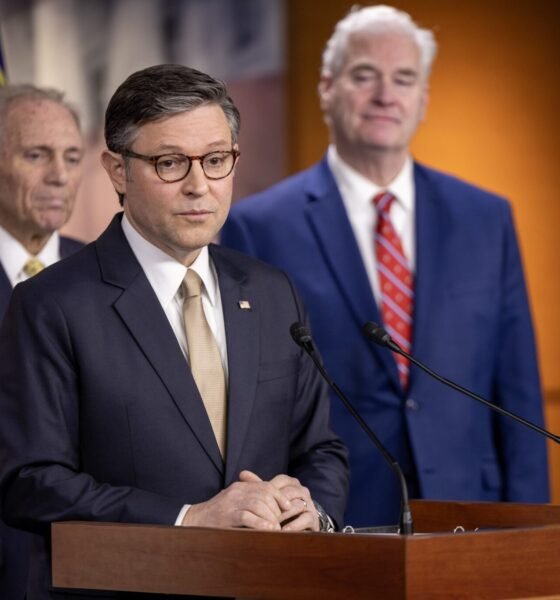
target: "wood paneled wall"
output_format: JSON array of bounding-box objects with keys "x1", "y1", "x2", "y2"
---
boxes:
[{"x1": 286, "y1": 0, "x2": 560, "y2": 501}]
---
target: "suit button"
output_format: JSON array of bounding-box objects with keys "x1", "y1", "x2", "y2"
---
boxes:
[{"x1": 405, "y1": 398, "x2": 419, "y2": 411}]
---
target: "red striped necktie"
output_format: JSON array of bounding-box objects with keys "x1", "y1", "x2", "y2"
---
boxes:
[{"x1": 374, "y1": 191, "x2": 414, "y2": 389}]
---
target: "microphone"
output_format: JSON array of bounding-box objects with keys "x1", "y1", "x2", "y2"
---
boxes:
[
  {"x1": 363, "y1": 321, "x2": 560, "y2": 445},
  {"x1": 290, "y1": 322, "x2": 413, "y2": 535}
]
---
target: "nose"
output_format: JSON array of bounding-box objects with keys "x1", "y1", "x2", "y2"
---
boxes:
[
  {"x1": 180, "y1": 159, "x2": 210, "y2": 197},
  {"x1": 45, "y1": 155, "x2": 70, "y2": 186},
  {"x1": 372, "y1": 78, "x2": 395, "y2": 106}
]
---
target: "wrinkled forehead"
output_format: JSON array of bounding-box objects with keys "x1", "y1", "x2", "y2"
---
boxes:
[
  {"x1": 339, "y1": 29, "x2": 423, "y2": 75},
  {"x1": 3, "y1": 99, "x2": 83, "y2": 148}
]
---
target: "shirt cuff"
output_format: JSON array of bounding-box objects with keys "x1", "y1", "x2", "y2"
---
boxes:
[{"x1": 175, "y1": 504, "x2": 192, "y2": 526}]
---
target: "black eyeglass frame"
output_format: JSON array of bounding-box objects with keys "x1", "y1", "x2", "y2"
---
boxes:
[{"x1": 120, "y1": 148, "x2": 240, "y2": 182}]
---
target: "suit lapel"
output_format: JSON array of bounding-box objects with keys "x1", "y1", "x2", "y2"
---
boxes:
[
  {"x1": 59, "y1": 235, "x2": 84, "y2": 258},
  {"x1": 411, "y1": 164, "x2": 444, "y2": 387},
  {"x1": 0, "y1": 263, "x2": 12, "y2": 319},
  {"x1": 305, "y1": 160, "x2": 401, "y2": 392},
  {"x1": 96, "y1": 215, "x2": 224, "y2": 475},
  {"x1": 210, "y1": 246, "x2": 260, "y2": 485}
]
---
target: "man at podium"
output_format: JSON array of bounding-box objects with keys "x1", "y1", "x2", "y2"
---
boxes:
[{"x1": 0, "y1": 64, "x2": 349, "y2": 599}]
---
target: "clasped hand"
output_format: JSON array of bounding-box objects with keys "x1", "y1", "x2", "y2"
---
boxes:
[{"x1": 181, "y1": 470, "x2": 319, "y2": 532}]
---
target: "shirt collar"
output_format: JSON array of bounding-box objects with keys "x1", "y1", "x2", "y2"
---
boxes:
[
  {"x1": 0, "y1": 224, "x2": 60, "y2": 285},
  {"x1": 121, "y1": 214, "x2": 218, "y2": 307},
  {"x1": 327, "y1": 144, "x2": 414, "y2": 213}
]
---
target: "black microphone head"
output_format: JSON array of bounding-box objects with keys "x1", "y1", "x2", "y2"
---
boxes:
[
  {"x1": 290, "y1": 322, "x2": 312, "y2": 348},
  {"x1": 363, "y1": 322, "x2": 392, "y2": 347}
]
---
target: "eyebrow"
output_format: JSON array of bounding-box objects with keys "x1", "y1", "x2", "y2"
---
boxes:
[
  {"x1": 349, "y1": 64, "x2": 419, "y2": 79},
  {"x1": 23, "y1": 144, "x2": 84, "y2": 154},
  {"x1": 349, "y1": 64, "x2": 378, "y2": 74},
  {"x1": 152, "y1": 139, "x2": 232, "y2": 154},
  {"x1": 394, "y1": 68, "x2": 418, "y2": 79}
]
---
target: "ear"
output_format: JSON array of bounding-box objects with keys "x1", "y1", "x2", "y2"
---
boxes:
[
  {"x1": 419, "y1": 87, "x2": 430, "y2": 123},
  {"x1": 232, "y1": 143, "x2": 240, "y2": 175},
  {"x1": 100, "y1": 150, "x2": 128, "y2": 195},
  {"x1": 318, "y1": 76, "x2": 334, "y2": 112}
]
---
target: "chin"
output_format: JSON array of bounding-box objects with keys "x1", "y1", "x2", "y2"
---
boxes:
[
  {"x1": 359, "y1": 138, "x2": 401, "y2": 152},
  {"x1": 176, "y1": 234, "x2": 214, "y2": 253},
  {"x1": 35, "y1": 219, "x2": 68, "y2": 234},
  {"x1": 35, "y1": 211, "x2": 70, "y2": 231}
]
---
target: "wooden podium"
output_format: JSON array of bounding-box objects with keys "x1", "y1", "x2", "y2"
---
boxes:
[{"x1": 51, "y1": 500, "x2": 560, "y2": 599}]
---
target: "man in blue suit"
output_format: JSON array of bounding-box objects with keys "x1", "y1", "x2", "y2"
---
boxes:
[
  {"x1": 0, "y1": 84, "x2": 84, "y2": 599},
  {"x1": 0, "y1": 65, "x2": 348, "y2": 599},
  {"x1": 221, "y1": 5, "x2": 549, "y2": 528}
]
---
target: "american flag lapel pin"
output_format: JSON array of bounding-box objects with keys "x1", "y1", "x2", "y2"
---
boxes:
[{"x1": 238, "y1": 300, "x2": 251, "y2": 310}]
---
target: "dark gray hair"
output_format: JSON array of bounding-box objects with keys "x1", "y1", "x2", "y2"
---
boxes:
[
  {"x1": 105, "y1": 64, "x2": 241, "y2": 154},
  {"x1": 0, "y1": 84, "x2": 81, "y2": 139},
  {"x1": 322, "y1": 5, "x2": 438, "y2": 81}
]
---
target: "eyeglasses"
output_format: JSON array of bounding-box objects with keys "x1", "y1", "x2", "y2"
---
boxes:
[{"x1": 121, "y1": 148, "x2": 240, "y2": 183}]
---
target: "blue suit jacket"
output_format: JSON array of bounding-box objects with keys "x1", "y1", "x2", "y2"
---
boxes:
[
  {"x1": 0, "y1": 214, "x2": 348, "y2": 599},
  {"x1": 221, "y1": 158, "x2": 549, "y2": 527},
  {"x1": 0, "y1": 234, "x2": 83, "y2": 600}
]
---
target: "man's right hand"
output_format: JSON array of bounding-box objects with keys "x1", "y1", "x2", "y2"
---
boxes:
[{"x1": 181, "y1": 472, "x2": 294, "y2": 530}]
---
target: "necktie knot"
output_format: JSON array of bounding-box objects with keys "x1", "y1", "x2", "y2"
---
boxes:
[
  {"x1": 183, "y1": 269, "x2": 202, "y2": 298},
  {"x1": 373, "y1": 191, "x2": 395, "y2": 216},
  {"x1": 22, "y1": 256, "x2": 45, "y2": 278}
]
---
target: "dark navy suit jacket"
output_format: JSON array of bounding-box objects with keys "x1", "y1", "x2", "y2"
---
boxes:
[
  {"x1": 0, "y1": 214, "x2": 348, "y2": 599},
  {"x1": 0, "y1": 234, "x2": 83, "y2": 600},
  {"x1": 220, "y1": 158, "x2": 549, "y2": 527}
]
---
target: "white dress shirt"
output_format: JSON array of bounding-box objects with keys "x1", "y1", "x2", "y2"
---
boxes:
[
  {"x1": 0, "y1": 225, "x2": 61, "y2": 287},
  {"x1": 122, "y1": 215, "x2": 229, "y2": 526},
  {"x1": 121, "y1": 215, "x2": 228, "y2": 377},
  {"x1": 327, "y1": 145, "x2": 416, "y2": 305}
]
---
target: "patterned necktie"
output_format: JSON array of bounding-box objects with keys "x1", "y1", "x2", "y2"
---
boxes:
[
  {"x1": 374, "y1": 192, "x2": 414, "y2": 389},
  {"x1": 22, "y1": 256, "x2": 45, "y2": 278},
  {"x1": 182, "y1": 269, "x2": 227, "y2": 456}
]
